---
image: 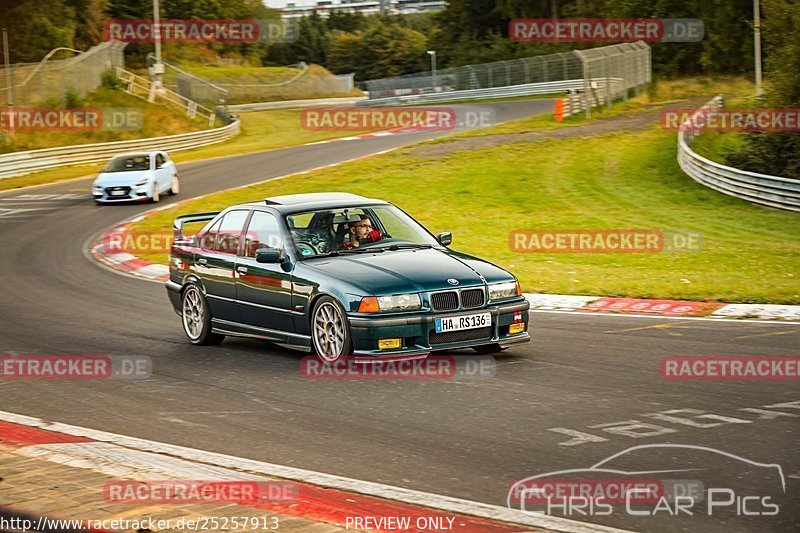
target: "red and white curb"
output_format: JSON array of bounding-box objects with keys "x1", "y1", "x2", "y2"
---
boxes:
[
  {"x1": 525, "y1": 294, "x2": 800, "y2": 321},
  {"x1": 0, "y1": 411, "x2": 628, "y2": 533}
]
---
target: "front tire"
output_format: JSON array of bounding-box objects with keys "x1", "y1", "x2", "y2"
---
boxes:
[
  {"x1": 151, "y1": 181, "x2": 160, "y2": 203},
  {"x1": 311, "y1": 296, "x2": 352, "y2": 362},
  {"x1": 181, "y1": 284, "x2": 224, "y2": 346},
  {"x1": 169, "y1": 174, "x2": 180, "y2": 195}
]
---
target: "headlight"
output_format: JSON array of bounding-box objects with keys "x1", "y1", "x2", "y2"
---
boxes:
[
  {"x1": 134, "y1": 179, "x2": 148, "y2": 186},
  {"x1": 488, "y1": 281, "x2": 521, "y2": 301},
  {"x1": 358, "y1": 293, "x2": 421, "y2": 312},
  {"x1": 92, "y1": 181, "x2": 102, "y2": 189}
]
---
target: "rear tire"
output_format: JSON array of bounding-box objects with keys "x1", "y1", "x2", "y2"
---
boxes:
[
  {"x1": 311, "y1": 296, "x2": 353, "y2": 362},
  {"x1": 472, "y1": 343, "x2": 505, "y2": 354},
  {"x1": 181, "y1": 284, "x2": 224, "y2": 346},
  {"x1": 169, "y1": 175, "x2": 180, "y2": 195}
]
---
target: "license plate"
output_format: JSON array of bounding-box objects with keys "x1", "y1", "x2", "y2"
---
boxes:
[
  {"x1": 110, "y1": 190, "x2": 125, "y2": 196},
  {"x1": 435, "y1": 312, "x2": 491, "y2": 333}
]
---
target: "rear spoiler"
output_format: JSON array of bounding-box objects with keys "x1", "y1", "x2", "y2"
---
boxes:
[{"x1": 173, "y1": 212, "x2": 220, "y2": 240}]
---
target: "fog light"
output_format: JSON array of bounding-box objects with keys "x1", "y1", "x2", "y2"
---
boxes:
[
  {"x1": 509, "y1": 322, "x2": 526, "y2": 334},
  {"x1": 378, "y1": 338, "x2": 402, "y2": 350}
]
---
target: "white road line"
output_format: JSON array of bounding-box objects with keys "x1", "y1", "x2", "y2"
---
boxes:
[
  {"x1": 0, "y1": 410, "x2": 631, "y2": 533},
  {"x1": 531, "y1": 309, "x2": 800, "y2": 325}
]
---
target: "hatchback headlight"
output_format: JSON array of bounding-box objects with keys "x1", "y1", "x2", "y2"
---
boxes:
[
  {"x1": 134, "y1": 179, "x2": 148, "y2": 186},
  {"x1": 488, "y1": 281, "x2": 521, "y2": 301},
  {"x1": 358, "y1": 293, "x2": 421, "y2": 312}
]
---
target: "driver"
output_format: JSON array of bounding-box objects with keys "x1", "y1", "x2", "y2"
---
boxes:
[{"x1": 345, "y1": 215, "x2": 383, "y2": 248}]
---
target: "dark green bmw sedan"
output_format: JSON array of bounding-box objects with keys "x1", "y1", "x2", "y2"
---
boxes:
[{"x1": 166, "y1": 193, "x2": 530, "y2": 362}]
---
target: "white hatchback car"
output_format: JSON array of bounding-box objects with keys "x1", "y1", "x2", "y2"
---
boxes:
[{"x1": 92, "y1": 151, "x2": 179, "y2": 204}]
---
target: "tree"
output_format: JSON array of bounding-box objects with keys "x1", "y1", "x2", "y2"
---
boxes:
[
  {"x1": 727, "y1": 0, "x2": 800, "y2": 179},
  {"x1": 64, "y1": 0, "x2": 104, "y2": 50},
  {"x1": 327, "y1": 31, "x2": 364, "y2": 74},
  {"x1": 356, "y1": 22, "x2": 427, "y2": 80},
  {"x1": 0, "y1": 0, "x2": 75, "y2": 63}
]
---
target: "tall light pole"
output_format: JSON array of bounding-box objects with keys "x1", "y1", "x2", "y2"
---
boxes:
[
  {"x1": 2, "y1": 28, "x2": 13, "y2": 136},
  {"x1": 427, "y1": 50, "x2": 437, "y2": 92},
  {"x1": 152, "y1": 0, "x2": 164, "y2": 89},
  {"x1": 754, "y1": 0, "x2": 763, "y2": 97}
]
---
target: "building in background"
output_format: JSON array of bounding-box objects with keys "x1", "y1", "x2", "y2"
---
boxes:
[{"x1": 280, "y1": 0, "x2": 447, "y2": 19}]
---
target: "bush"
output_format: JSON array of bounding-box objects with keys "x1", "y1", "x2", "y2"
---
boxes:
[
  {"x1": 63, "y1": 88, "x2": 83, "y2": 108},
  {"x1": 101, "y1": 69, "x2": 122, "y2": 91}
]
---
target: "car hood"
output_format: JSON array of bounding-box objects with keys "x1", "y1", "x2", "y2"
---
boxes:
[
  {"x1": 303, "y1": 247, "x2": 514, "y2": 294},
  {"x1": 94, "y1": 170, "x2": 151, "y2": 186}
]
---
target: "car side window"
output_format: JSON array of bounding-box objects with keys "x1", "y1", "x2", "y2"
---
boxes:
[
  {"x1": 243, "y1": 211, "x2": 283, "y2": 258},
  {"x1": 199, "y1": 218, "x2": 222, "y2": 251},
  {"x1": 215, "y1": 210, "x2": 249, "y2": 255},
  {"x1": 155, "y1": 154, "x2": 165, "y2": 169}
]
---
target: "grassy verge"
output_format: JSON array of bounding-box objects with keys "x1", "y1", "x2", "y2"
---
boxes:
[
  {"x1": 127, "y1": 78, "x2": 800, "y2": 303},
  {"x1": 0, "y1": 107, "x2": 377, "y2": 192},
  {"x1": 0, "y1": 87, "x2": 207, "y2": 155}
]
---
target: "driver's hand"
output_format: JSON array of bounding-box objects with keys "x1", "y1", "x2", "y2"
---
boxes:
[{"x1": 366, "y1": 229, "x2": 383, "y2": 242}]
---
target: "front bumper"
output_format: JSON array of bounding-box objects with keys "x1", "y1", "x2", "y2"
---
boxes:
[
  {"x1": 348, "y1": 299, "x2": 530, "y2": 359},
  {"x1": 93, "y1": 185, "x2": 150, "y2": 202}
]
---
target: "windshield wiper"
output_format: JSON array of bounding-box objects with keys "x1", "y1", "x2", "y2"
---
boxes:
[
  {"x1": 376, "y1": 243, "x2": 434, "y2": 251},
  {"x1": 311, "y1": 248, "x2": 385, "y2": 258}
]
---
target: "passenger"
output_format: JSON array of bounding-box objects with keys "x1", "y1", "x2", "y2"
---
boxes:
[{"x1": 345, "y1": 215, "x2": 383, "y2": 248}]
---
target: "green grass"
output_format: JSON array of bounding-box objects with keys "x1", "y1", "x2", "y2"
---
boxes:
[
  {"x1": 129, "y1": 78, "x2": 800, "y2": 304},
  {"x1": 0, "y1": 87, "x2": 207, "y2": 155},
  {"x1": 0, "y1": 107, "x2": 377, "y2": 192}
]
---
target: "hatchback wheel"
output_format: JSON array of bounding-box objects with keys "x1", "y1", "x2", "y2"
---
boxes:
[
  {"x1": 311, "y1": 296, "x2": 352, "y2": 362},
  {"x1": 181, "y1": 284, "x2": 224, "y2": 345},
  {"x1": 169, "y1": 175, "x2": 180, "y2": 195},
  {"x1": 151, "y1": 181, "x2": 160, "y2": 203}
]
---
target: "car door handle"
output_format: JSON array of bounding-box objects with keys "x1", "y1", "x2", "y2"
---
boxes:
[
  {"x1": 197, "y1": 258, "x2": 207, "y2": 266},
  {"x1": 236, "y1": 266, "x2": 248, "y2": 274}
]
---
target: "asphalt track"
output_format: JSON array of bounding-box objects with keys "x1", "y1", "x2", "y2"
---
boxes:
[{"x1": 0, "y1": 99, "x2": 798, "y2": 532}]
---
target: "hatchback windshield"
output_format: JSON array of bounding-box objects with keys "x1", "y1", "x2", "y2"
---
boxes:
[
  {"x1": 104, "y1": 154, "x2": 151, "y2": 172},
  {"x1": 286, "y1": 205, "x2": 440, "y2": 258}
]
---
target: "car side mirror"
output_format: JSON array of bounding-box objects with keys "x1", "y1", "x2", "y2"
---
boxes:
[
  {"x1": 256, "y1": 247, "x2": 284, "y2": 263},
  {"x1": 436, "y1": 232, "x2": 452, "y2": 246}
]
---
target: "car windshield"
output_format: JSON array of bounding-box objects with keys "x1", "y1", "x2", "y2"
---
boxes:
[
  {"x1": 104, "y1": 154, "x2": 151, "y2": 172},
  {"x1": 286, "y1": 204, "x2": 440, "y2": 259}
]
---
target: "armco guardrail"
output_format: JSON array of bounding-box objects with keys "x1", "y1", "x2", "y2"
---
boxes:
[
  {"x1": 360, "y1": 79, "x2": 587, "y2": 106},
  {"x1": 226, "y1": 96, "x2": 367, "y2": 112},
  {"x1": 0, "y1": 118, "x2": 240, "y2": 180},
  {"x1": 677, "y1": 96, "x2": 800, "y2": 212}
]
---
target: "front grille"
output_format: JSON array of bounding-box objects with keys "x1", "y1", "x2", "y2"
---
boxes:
[
  {"x1": 460, "y1": 288, "x2": 485, "y2": 308},
  {"x1": 105, "y1": 186, "x2": 131, "y2": 199},
  {"x1": 430, "y1": 326, "x2": 492, "y2": 345},
  {"x1": 431, "y1": 291, "x2": 458, "y2": 311}
]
